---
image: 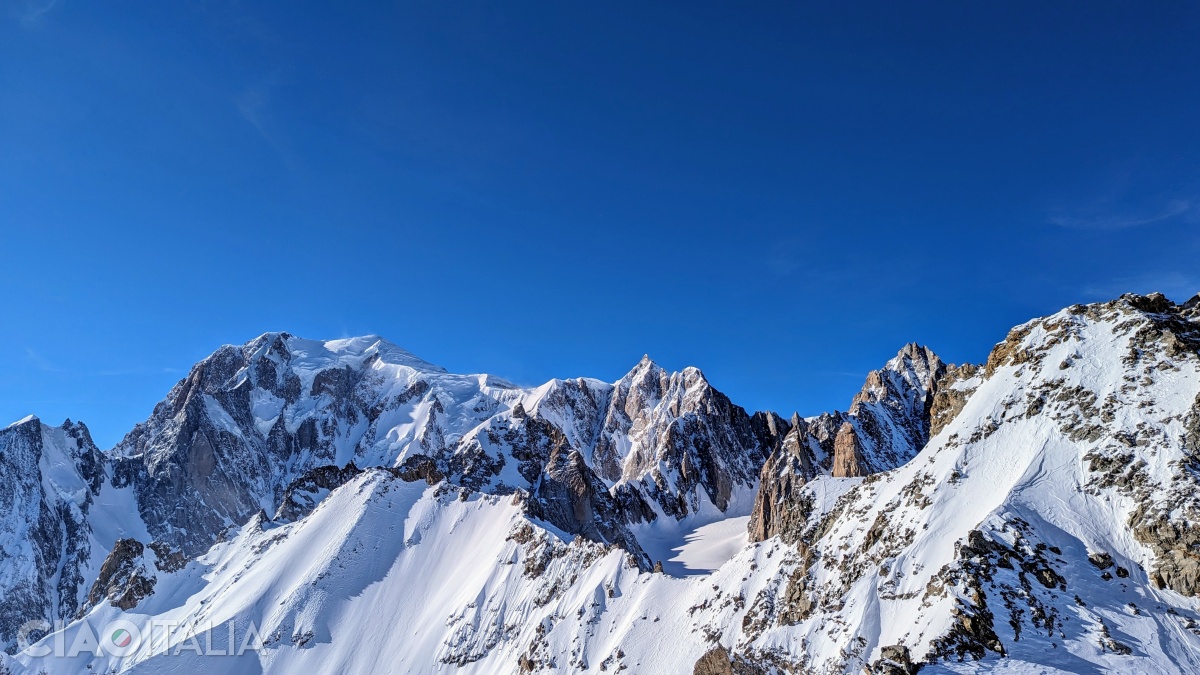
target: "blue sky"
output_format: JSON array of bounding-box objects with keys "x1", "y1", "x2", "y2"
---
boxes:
[{"x1": 2, "y1": 1, "x2": 1198, "y2": 448}]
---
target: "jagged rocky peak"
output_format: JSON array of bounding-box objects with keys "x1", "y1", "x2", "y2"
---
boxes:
[
  {"x1": 847, "y1": 342, "x2": 947, "y2": 445},
  {"x1": 108, "y1": 333, "x2": 469, "y2": 560},
  {"x1": 809, "y1": 342, "x2": 949, "y2": 475},
  {"x1": 749, "y1": 409, "x2": 791, "y2": 452},
  {"x1": 747, "y1": 412, "x2": 816, "y2": 542},
  {"x1": 749, "y1": 343, "x2": 951, "y2": 542},
  {"x1": 1182, "y1": 291, "x2": 1200, "y2": 319},
  {"x1": 851, "y1": 342, "x2": 945, "y2": 410},
  {"x1": 593, "y1": 354, "x2": 775, "y2": 519}
]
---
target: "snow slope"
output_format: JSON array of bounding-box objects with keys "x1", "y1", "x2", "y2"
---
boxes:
[{"x1": 4, "y1": 292, "x2": 1200, "y2": 674}]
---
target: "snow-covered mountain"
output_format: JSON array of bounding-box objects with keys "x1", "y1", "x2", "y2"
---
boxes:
[
  {"x1": 101, "y1": 333, "x2": 803, "y2": 571},
  {"x1": 3, "y1": 291, "x2": 1200, "y2": 674}
]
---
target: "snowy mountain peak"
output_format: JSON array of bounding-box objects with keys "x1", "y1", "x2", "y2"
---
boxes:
[
  {"x1": 886, "y1": 341, "x2": 943, "y2": 380},
  {"x1": 311, "y1": 334, "x2": 447, "y2": 373},
  {"x1": 242, "y1": 331, "x2": 447, "y2": 375},
  {"x1": 5, "y1": 414, "x2": 39, "y2": 429},
  {"x1": 623, "y1": 353, "x2": 667, "y2": 383},
  {"x1": 859, "y1": 342, "x2": 944, "y2": 408}
]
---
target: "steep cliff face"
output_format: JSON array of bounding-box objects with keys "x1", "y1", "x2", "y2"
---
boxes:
[
  {"x1": 830, "y1": 421, "x2": 867, "y2": 478},
  {"x1": 749, "y1": 343, "x2": 947, "y2": 542},
  {"x1": 844, "y1": 342, "x2": 946, "y2": 470},
  {"x1": 592, "y1": 357, "x2": 775, "y2": 520},
  {"x1": 0, "y1": 418, "x2": 103, "y2": 652},
  {"x1": 747, "y1": 414, "x2": 818, "y2": 542}
]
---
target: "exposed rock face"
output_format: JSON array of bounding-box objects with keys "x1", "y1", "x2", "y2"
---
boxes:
[
  {"x1": 524, "y1": 425, "x2": 651, "y2": 568},
  {"x1": 871, "y1": 645, "x2": 919, "y2": 674},
  {"x1": 110, "y1": 333, "x2": 430, "y2": 557},
  {"x1": 693, "y1": 646, "x2": 734, "y2": 675},
  {"x1": 691, "y1": 645, "x2": 765, "y2": 675},
  {"x1": 1183, "y1": 293, "x2": 1200, "y2": 321},
  {"x1": 592, "y1": 357, "x2": 776, "y2": 519},
  {"x1": 747, "y1": 414, "x2": 815, "y2": 542},
  {"x1": 274, "y1": 463, "x2": 365, "y2": 523},
  {"x1": 928, "y1": 363, "x2": 979, "y2": 438},
  {"x1": 82, "y1": 539, "x2": 155, "y2": 613},
  {"x1": 750, "y1": 344, "x2": 948, "y2": 542},
  {"x1": 831, "y1": 421, "x2": 866, "y2": 478},
  {"x1": 0, "y1": 418, "x2": 103, "y2": 653},
  {"x1": 1128, "y1": 391, "x2": 1200, "y2": 593},
  {"x1": 843, "y1": 343, "x2": 946, "y2": 472}
]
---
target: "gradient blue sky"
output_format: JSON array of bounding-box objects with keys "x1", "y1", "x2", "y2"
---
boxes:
[{"x1": 3, "y1": 1, "x2": 1199, "y2": 447}]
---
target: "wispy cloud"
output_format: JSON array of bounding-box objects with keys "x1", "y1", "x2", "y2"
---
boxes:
[
  {"x1": 1050, "y1": 198, "x2": 1195, "y2": 231},
  {"x1": 236, "y1": 87, "x2": 271, "y2": 139},
  {"x1": 9, "y1": 0, "x2": 60, "y2": 29},
  {"x1": 25, "y1": 348, "x2": 66, "y2": 373},
  {"x1": 766, "y1": 248, "x2": 800, "y2": 278},
  {"x1": 236, "y1": 84, "x2": 296, "y2": 169},
  {"x1": 92, "y1": 367, "x2": 181, "y2": 377},
  {"x1": 24, "y1": 349, "x2": 178, "y2": 377}
]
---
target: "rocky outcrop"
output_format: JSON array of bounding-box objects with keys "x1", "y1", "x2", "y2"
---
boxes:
[
  {"x1": 747, "y1": 415, "x2": 817, "y2": 542},
  {"x1": 928, "y1": 363, "x2": 979, "y2": 438},
  {"x1": 871, "y1": 645, "x2": 920, "y2": 674},
  {"x1": 82, "y1": 539, "x2": 155, "y2": 613},
  {"x1": 1108, "y1": 306, "x2": 1200, "y2": 596},
  {"x1": 691, "y1": 645, "x2": 764, "y2": 675},
  {"x1": 1182, "y1": 292, "x2": 1200, "y2": 320},
  {"x1": 831, "y1": 422, "x2": 867, "y2": 478},
  {"x1": 843, "y1": 343, "x2": 946, "y2": 472},
  {"x1": 693, "y1": 646, "x2": 735, "y2": 675},
  {"x1": 274, "y1": 463, "x2": 365, "y2": 522}
]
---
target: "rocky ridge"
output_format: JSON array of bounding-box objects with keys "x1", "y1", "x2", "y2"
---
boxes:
[
  {"x1": 2, "y1": 332, "x2": 934, "y2": 650},
  {"x1": 3, "y1": 293, "x2": 1197, "y2": 674}
]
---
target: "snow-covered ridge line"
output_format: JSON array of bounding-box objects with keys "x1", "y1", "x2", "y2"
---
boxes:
[
  {"x1": 5, "y1": 290, "x2": 1197, "y2": 674},
  {"x1": 0, "y1": 318, "x2": 947, "y2": 661}
]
